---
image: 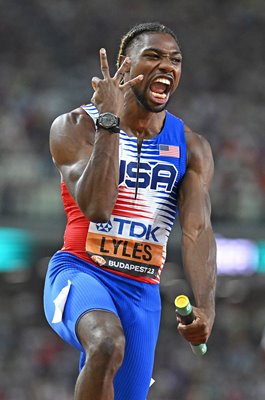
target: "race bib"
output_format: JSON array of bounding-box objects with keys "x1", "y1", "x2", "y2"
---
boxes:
[{"x1": 85, "y1": 217, "x2": 164, "y2": 279}]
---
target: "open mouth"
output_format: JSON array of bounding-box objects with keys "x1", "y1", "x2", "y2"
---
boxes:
[{"x1": 149, "y1": 77, "x2": 172, "y2": 102}]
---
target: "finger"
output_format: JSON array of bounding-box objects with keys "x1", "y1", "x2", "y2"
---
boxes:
[
  {"x1": 91, "y1": 76, "x2": 100, "y2": 91},
  {"x1": 113, "y1": 57, "x2": 131, "y2": 81},
  {"x1": 122, "y1": 74, "x2": 144, "y2": 90},
  {"x1": 99, "y1": 48, "x2": 110, "y2": 79}
]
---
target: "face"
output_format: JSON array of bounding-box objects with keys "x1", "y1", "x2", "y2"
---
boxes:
[{"x1": 124, "y1": 32, "x2": 182, "y2": 112}]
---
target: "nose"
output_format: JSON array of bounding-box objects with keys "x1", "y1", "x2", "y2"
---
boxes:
[{"x1": 158, "y1": 55, "x2": 175, "y2": 72}]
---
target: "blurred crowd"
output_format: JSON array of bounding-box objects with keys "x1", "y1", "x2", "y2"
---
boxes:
[
  {"x1": 0, "y1": 0, "x2": 264, "y2": 224},
  {"x1": 0, "y1": 0, "x2": 265, "y2": 399}
]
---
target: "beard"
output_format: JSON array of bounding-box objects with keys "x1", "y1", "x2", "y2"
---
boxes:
[{"x1": 132, "y1": 86, "x2": 170, "y2": 113}]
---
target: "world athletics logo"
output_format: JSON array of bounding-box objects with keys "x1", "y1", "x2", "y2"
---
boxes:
[{"x1": 96, "y1": 220, "x2": 113, "y2": 232}]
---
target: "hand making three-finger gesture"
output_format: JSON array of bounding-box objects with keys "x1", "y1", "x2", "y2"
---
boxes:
[{"x1": 91, "y1": 48, "x2": 143, "y2": 116}]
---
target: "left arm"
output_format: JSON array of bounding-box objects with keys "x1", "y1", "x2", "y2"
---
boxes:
[{"x1": 177, "y1": 127, "x2": 217, "y2": 346}]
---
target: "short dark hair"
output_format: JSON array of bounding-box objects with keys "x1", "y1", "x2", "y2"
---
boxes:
[{"x1": 117, "y1": 22, "x2": 180, "y2": 67}]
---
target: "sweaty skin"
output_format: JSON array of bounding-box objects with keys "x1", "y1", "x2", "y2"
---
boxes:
[
  {"x1": 178, "y1": 126, "x2": 216, "y2": 345},
  {"x1": 50, "y1": 32, "x2": 216, "y2": 399}
]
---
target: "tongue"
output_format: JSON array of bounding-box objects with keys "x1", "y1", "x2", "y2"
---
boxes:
[{"x1": 150, "y1": 82, "x2": 167, "y2": 94}]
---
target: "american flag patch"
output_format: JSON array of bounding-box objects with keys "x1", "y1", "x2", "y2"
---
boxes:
[{"x1": 159, "y1": 144, "x2": 180, "y2": 158}]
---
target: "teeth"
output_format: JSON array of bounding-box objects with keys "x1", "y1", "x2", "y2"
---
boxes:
[
  {"x1": 154, "y1": 78, "x2": 171, "y2": 85},
  {"x1": 151, "y1": 91, "x2": 167, "y2": 99}
]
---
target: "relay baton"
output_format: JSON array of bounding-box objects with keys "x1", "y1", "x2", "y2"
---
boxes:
[{"x1": 174, "y1": 295, "x2": 207, "y2": 356}]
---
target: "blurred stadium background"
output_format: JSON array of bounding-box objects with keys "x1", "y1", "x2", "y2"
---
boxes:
[{"x1": 0, "y1": 0, "x2": 264, "y2": 399}]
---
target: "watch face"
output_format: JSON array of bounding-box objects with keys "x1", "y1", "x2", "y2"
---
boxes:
[
  {"x1": 101, "y1": 114, "x2": 116, "y2": 128},
  {"x1": 97, "y1": 113, "x2": 120, "y2": 133}
]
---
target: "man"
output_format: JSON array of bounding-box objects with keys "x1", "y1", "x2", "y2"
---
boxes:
[{"x1": 44, "y1": 22, "x2": 216, "y2": 400}]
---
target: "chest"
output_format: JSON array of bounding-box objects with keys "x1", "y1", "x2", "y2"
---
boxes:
[{"x1": 118, "y1": 135, "x2": 181, "y2": 195}]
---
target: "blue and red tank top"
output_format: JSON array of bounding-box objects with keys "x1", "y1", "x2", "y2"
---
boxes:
[{"x1": 60, "y1": 104, "x2": 186, "y2": 284}]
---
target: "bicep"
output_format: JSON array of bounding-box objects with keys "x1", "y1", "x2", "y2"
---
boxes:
[
  {"x1": 178, "y1": 170, "x2": 211, "y2": 234},
  {"x1": 178, "y1": 134, "x2": 214, "y2": 233},
  {"x1": 50, "y1": 110, "x2": 95, "y2": 190}
]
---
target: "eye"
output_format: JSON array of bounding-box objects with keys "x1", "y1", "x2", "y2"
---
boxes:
[
  {"x1": 144, "y1": 53, "x2": 160, "y2": 59},
  {"x1": 171, "y1": 57, "x2": 182, "y2": 65}
]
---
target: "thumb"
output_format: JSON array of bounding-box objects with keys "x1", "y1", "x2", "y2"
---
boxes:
[{"x1": 91, "y1": 76, "x2": 100, "y2": 91}]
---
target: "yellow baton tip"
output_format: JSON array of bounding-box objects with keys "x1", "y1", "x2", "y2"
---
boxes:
[{"x1": 175, "y1": 295, "x2": 189, "y2": 309}]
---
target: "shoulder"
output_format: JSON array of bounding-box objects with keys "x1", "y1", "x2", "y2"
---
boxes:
[
  {"x1": 184, "y1": 124, "x2": 214, "y2": 185},
  {"x1": 50, "y1": 107, "x2": 94, "y2": 138}
]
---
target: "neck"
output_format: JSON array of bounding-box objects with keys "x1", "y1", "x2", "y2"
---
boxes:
[{"x1": 120, "y1": 102, "x2": 166, "y2": 139}]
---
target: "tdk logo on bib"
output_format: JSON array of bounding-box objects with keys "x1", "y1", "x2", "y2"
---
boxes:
[
  {"x1": 114, "y1": 217, "x2": 159, "y2": 242},
  {"x1": 119, "y1": 160, "x2": 178, "y2": 192},
  {"x1": 95, "y1": 217, "x2": 160, "y2": 243}
]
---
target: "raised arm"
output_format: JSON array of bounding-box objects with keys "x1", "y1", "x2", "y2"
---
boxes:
[
  {"x1": 50, "y1": 107, "x2": 120, "y2": 222},
  {"x1": 50, "y1": 49, "x2": 143, "y2": 223},
  {"x1": 177, "y1": 126, "x2": 217, "y2": 346}
]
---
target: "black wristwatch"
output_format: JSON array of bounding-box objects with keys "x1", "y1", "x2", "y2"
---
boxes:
[{"x1": 96, "y1": 112, "x2": 120, "y2": 133}]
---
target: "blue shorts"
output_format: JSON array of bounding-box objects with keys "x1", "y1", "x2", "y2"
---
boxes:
[{"x1": 43, "y1": 251, "x2": 161, "y2": 400}]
